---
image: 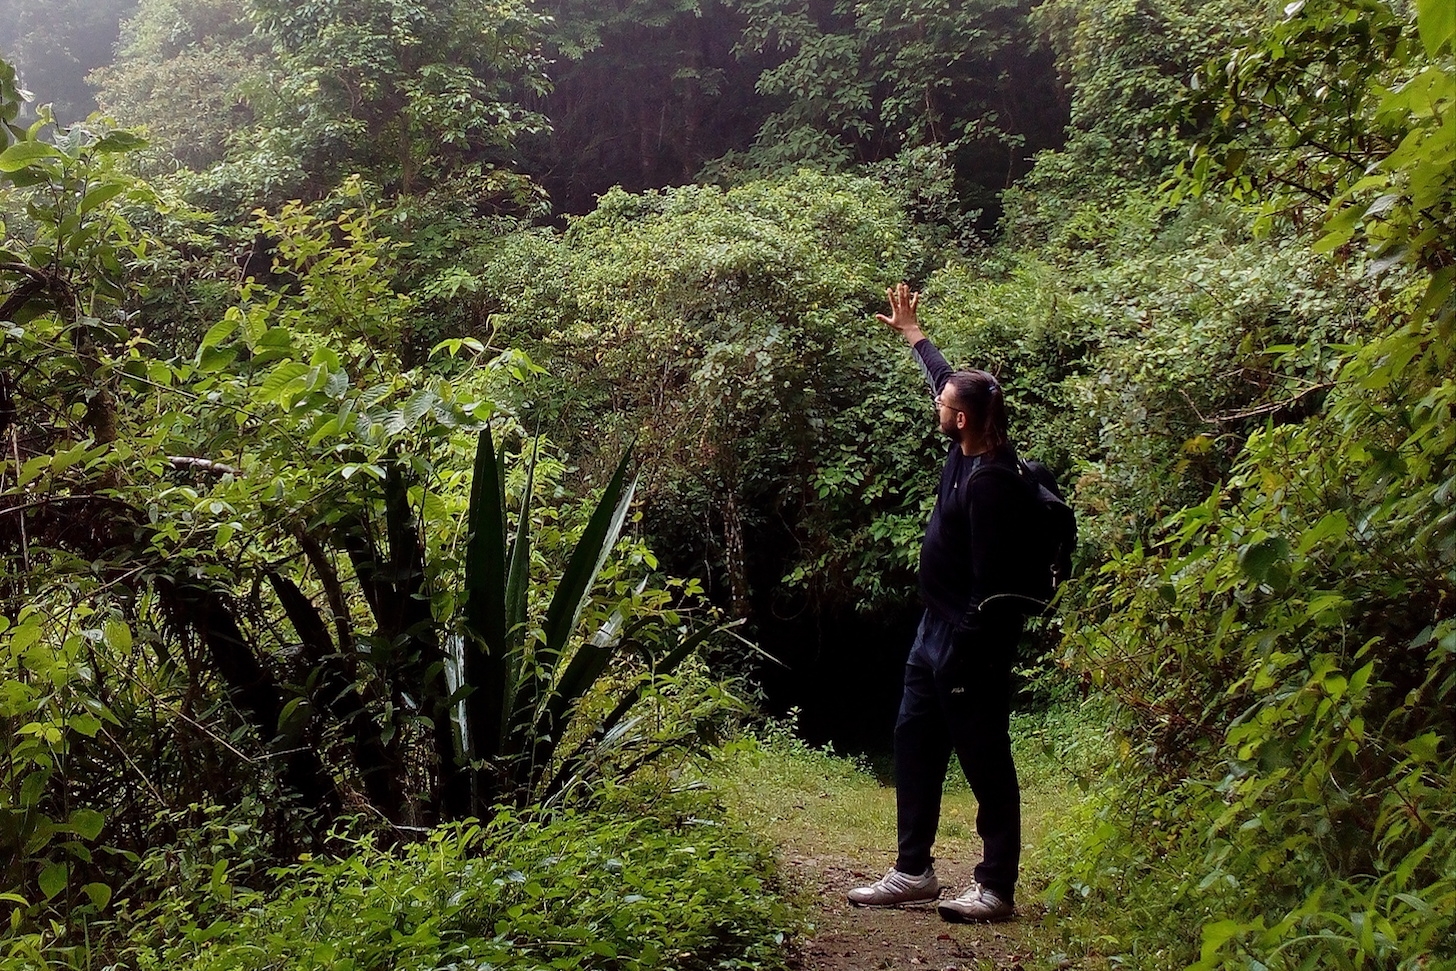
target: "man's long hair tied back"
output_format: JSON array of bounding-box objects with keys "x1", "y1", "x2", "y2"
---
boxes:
[{"x1": 946, "y1": 369, "x2": 1009, "y2": 450}]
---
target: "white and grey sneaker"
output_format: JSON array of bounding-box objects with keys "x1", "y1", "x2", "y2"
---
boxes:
[
  {"x1": 936, "y1": 882, "x2": 1014, "y2": 922},
  {"x1": 847, "y1": 866, "x2": 940, "y2": 907}
]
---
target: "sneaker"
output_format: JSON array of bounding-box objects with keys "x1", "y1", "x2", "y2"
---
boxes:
[
  {"x1": 847, "y1": 866, "x2": 940, "y2": 907},
  {"x1": 936, "y1": 882, "x2": 1014, "y2": 923}
]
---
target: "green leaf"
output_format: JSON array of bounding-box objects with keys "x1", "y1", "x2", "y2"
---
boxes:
[
  {"x1": 402, "y1": 388, "x2": 440, "y2": 427},
  {"x1": 78, "y1": 181, "x2": 128, "y2": 215},
  {"x1": 69, "y1": 711, "x2": 102, "y2": 737},
  {"x1": 504, "y1": 438, "x2": 536, "y2": 653},
  {"x1": 1195, "y1": 918, "x2": 1244, "y2": 967},
  {"x1": 82, "y1": 882, "x2": 112, "y2": 909},
  {"x1": 1406, "y1": 731, "x2": 1440, "y2": 762},
  {"x1": 1416, "y1": 0, "x2": 1455, "y2": 58},
  {"x1": 200, "y1": 317, "x2": 240, "y2": 350},
  {"x1": 1239, "y1": 536, "x2": 1290, "y2": 581},
  {"x1": 0, "y1": 140, "x2": 63, "y2": 172},
  {"x1": 38, "y1": 862, "x2": 68, "y2": 900},
  {"x1": 68, "y1": 809, "x2": 105, "y2": 840},
  {"x1": 462, "y1": 427, "x2": 511, "y2": 766},
  {"x1": 258, "y1": 362, "x2": 311, "y2": 404},
  {"x1": 91, "y1": 131, "x2": 148, "y2": 154},
  {"x1": 209, "y1": 859, "x2": 229, "y2": 895},
  {"x1": 103, "y1": 618, "x2": 132, "y2": 651},
  {"x1": 198, "y1": 345, "x2": 238, "y2": 372},
  {"x1": 1296, "y1": 512, "x2": 1349, "y2": 554},
  {"x1": 540, "y1": 444, "x2": 638, "y2": 659}
]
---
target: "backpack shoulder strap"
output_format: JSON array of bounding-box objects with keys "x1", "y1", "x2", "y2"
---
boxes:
[{"x1": 967, "y1": 457, "x2": 1036, "y2": 494}]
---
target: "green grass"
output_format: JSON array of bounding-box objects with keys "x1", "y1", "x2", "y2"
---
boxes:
[
  {"x1": 708, "y1": 702, "x2": 1112, "y2": 884},
  {"x1": 701, "y1": 700, "x2": 1118, "y2": 966}
]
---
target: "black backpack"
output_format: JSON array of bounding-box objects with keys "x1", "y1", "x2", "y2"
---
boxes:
[{"x1": 973, "y1": 458, "x2": 1078, "y2": 613}]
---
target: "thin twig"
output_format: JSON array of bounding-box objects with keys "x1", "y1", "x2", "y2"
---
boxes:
[
  {"x1": 1211, "y1": 382, "x2": 1334, "y2": 424},
  {"x1": 8, "y1": 427, "x2": 27, "y2": 571}
]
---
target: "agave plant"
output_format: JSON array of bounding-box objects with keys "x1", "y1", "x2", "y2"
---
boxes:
[
  {"x1": 454, "y1": 425, "x2": 726, "y2": 817},
  {"x1": 266, "y1": 425, "x2": 727, "y2": 825}
]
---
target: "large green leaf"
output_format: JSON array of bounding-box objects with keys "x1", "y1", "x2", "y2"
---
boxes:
[
  {"x1": 0, "y1": 140, "x2": 63, "y2": 172},
  {"x1": 509, "y1": 445, "x2": 637, "y2": 745},
  {"x1": 540, "y1": 444, "x2": 638, "y2": 659},
  {"x1": 493, "y1": 434, "x2": 536, "y2": 765},
  {"x1": 504, "y1": 437, "x2": 536, "y2": 659},
  {"x1": 462, "y1": 427, "x2": 511, "y2": 768},
  {"x1": 1416, "y1": 0, "x2": 1454, "y2": 58}
]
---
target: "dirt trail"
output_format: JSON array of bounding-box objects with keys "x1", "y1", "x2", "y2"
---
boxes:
[
  {"x1": 779, "y1": 848, "x2": 1041, "y2": 971},
  {"x1": 710, "y1": 737, "x2": 1079, "y2": 970}
]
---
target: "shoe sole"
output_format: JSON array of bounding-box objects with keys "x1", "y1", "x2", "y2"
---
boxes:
[
  {"x1": 848, "y1": 894, "x2": 940, "y2": 908},
  {"x1": 936, "y1": 902, "x2": 1015, "y2": 923}
]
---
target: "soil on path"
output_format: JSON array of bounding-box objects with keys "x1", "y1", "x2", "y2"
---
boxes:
[
  {"x1": 780, "y1": 848, "x2": 1042, "y2": 971},
  {"x1": 710, "y1": 737, "x2": 1082, "y2": 970}
]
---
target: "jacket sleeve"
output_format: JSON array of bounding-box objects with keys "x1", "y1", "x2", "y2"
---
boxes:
[{"x1": 912, "y1": 337, "x2": 954, "y2": 397}]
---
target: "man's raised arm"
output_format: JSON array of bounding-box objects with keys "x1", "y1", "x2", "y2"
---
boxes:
[{"x1": 877, "y1": 282, "x2": 952, "y2": 395}]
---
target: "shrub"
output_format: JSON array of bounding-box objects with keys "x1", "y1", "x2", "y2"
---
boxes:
[{"x1": 93, "y1": 785, "x2": 795, "y2": 971}]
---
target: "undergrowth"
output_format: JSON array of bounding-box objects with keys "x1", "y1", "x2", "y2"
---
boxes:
[{"x1": 3, "y1": 783, "x2": 796, "y2": 971}]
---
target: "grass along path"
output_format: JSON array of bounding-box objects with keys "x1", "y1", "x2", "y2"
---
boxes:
[{"x1": 707, "y1": 706, "x2": 1106, "y2": 971}]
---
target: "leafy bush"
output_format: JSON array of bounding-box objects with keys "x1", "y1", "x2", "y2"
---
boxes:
[
  {"x1": 471, "y1": 172, "x2": 944, "y2": 620},
  {"x1": 1, "y1": 92, "x2": 746, "y2": 938},
  {"x1": 1040, "y1": 5, "x2": 1456, "y2": 964},
  {"x1": 103, "y1": 785, "x2": 794, "y2": 971},
  {"x1": 1050, "y1": 293, "x2": 1456, "y2": 968}
]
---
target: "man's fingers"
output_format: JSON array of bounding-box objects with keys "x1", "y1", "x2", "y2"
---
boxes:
[{"x1": 882, "y1": 282, "x2": 919, "y2": 324}]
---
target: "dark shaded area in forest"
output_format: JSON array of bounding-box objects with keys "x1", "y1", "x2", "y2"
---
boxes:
[
  {"x1": 526, "y1": 3, "x2": 771, "y2": 216},
  {"x1": 656, "y1": 510, "x2": 913, "y2": 752},
  {"x1": 755, "y1": 607, "x2": 920, "y2": 753}
]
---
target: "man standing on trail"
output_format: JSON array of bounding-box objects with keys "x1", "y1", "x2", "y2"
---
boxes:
[{"x1": 847, "y1": 282, "x2": 1038, "y2": 923}]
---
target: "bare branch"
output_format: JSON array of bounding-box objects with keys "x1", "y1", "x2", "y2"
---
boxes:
[{"x1": 167, "y1": 456, "x2": 242, "y2": 476}]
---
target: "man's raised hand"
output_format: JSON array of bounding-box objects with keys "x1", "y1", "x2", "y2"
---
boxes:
[{"x1": 876, "y1": 282, "x2": 924, "y2": 344}]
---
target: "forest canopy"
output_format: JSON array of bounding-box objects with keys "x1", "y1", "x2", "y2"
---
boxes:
[{"x1": 1, "y1": 0, "x2": 1453, "y2": 968}]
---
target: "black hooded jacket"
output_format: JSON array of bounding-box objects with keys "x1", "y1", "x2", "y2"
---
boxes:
[{"x1": 912, "y1": 338, "x2": 1042, "y2": 625}]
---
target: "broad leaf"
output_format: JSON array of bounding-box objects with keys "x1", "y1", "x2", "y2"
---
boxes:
[
  {"x1": 0, "y1": 140, "x2": 62, "y2": 172},
  {"x1": 462, "y1": 427, "x2": 511, "y2": 770}
]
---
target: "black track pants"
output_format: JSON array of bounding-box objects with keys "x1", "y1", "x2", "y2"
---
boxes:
[{"x1": 893, "y1": 609, "x2": 1023, "y2": 900}]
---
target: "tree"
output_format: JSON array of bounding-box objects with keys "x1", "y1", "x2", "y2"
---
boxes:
[
  {"x1": 244, "y1": 0, "x2": 553, "y2": 201},
  {"x1": 2, "y1": 74, "x2": 731, "y2": 929},
  {"x1": 1049, "y1": 3, "x2": 1456, "y2": 965},
  {"x1": 90, "y1": 0, "x2": 266, "y2": 171},
  {"x1": 727, "y1": 0, "x2": 1067, "y2": 206},
  {"x1": 1179, "y1": 0, "x2": 1455, "y2": 315},
  {"x1": 528, "y1": 0, "x2": 766, "y2": 214},
  {"x1": 0, "y1": 0, "x2": 137, "y2": 123}
]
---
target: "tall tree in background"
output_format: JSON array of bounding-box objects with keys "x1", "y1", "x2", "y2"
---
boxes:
[
  {"x1": 0, "y1": 0, "x2": 138, "y2": 122},
  {"x1": 530, "y1": 0, "x2": 766, "y2": 214},
  {"x1": 91, "y1": 0, "x2": 266, "y2": 171},
  {"x1": 246, "y1": 0, "x2": 553, "y2": 201},
  {"x1": 729, "y1": 0, "x2": 1067, "y2": 202},
  {"x1": 1026, "y1": 0, "x2": 1266, "y2": 201}
]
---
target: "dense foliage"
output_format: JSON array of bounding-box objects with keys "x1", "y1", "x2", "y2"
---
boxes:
[
  {"x1": 0, "y1": 0, "x2": 136, "y2": 123},
  {"x1": 0, "y1": 84, "x2": 745, "y2": 964},
  {"x1": 1040, "y1": 1, "x2": 1456, "y2": 967},
  {"x1": 1, "y1": 0, "x2": 1453, "y2": 966}
]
